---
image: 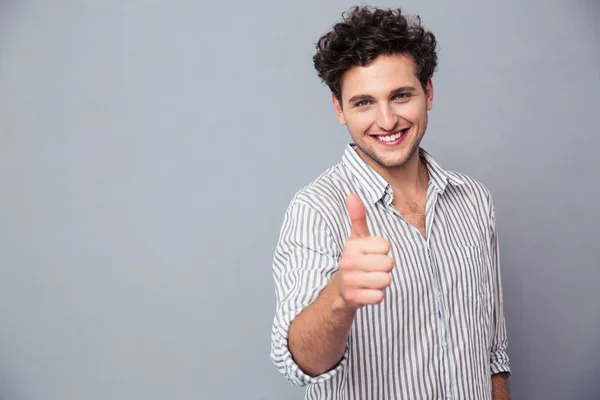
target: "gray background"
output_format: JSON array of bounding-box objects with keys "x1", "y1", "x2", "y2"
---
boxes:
[{"x1": 0, "y1": 0, "x2": 598, "y2": 399}]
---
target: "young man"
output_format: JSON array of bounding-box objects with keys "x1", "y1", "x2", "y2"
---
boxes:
[{"x1": 270, "y1": 6, "x2": 511, "y2": 399}]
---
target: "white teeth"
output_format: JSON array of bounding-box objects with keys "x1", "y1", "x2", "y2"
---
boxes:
[{"x1": 377, "y1": 131, "x2": 403, "y2": 142}]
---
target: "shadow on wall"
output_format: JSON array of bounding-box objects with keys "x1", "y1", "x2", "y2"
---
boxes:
[
  {"x1": 0, "y1": 0, "x2": 18, "y2": 53},
  {"x1": 582, "y1": 0, "x2": 600, "y2": 38},
  {"x1": 578, "y1": 366, "x2": 600, "y2": 399},
  {"x1": 577, "y1": 5, "x2": 599, "y2": 400},
  {"x1": 0, "y1": 362, "x2": 19, "y2": 400},
  {"x1": 0, "y1": 0, "x2": 14, "y2": 13}
]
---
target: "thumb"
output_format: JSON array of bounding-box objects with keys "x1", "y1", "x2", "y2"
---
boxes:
[{"x1": 346, "y1": 194, "x2": 370, "y2": 238}]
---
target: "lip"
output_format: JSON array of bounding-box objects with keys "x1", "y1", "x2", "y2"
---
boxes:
[{"x1": 371, "y1": 128, "x2": 409, "y2": 146}]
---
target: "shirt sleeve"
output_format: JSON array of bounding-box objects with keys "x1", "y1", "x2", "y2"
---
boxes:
[
  {"x1": 270, "y1": 200, "x2": 348, "y2": 386},
  {"x1": 488, "y1": 198, "x2": 511, "y2": 376}
]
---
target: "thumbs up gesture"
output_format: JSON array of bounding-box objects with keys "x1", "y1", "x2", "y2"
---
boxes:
[{"x1": 336, "y1": 194, "x2": 394, "y2": 309}]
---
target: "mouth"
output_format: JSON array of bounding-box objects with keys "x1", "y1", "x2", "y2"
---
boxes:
[{"x1": 372, "y1": 128, "x2": 409, "y2": 146}]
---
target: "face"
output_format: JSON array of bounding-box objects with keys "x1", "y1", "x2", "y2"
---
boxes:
[{"x1": 333, "y1": 54, "x2": 433, "y2": 173}]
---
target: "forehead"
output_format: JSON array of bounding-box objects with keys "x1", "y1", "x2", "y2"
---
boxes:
[{"x1": 340, "y1": 54, "x2": 419, "y2": 98}]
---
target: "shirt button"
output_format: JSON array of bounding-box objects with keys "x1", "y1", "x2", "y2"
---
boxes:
[
  {"x1": 436, "y1": 291, "x2": 441, "y2": 297},
  {"x1": 442, "y1": 341, "x2": 447, "y2": 348}
]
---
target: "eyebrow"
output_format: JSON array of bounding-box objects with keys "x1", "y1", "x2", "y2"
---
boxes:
[{"x1": 347, "y1": 86, "x2": 417, "y2": 104}]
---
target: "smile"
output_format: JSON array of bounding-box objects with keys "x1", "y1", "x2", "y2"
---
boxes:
[{"x1": 373, "y1": 129, "x2": 408, "y2": 145}]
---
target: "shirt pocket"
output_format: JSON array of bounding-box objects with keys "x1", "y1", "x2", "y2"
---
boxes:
[{"x1": 456, "y1": 245, "x2": 492, "y2": 325}]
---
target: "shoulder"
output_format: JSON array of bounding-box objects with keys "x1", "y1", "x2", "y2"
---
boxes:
[
  {"x1": 286, "y1": 161, "x2": 351, "y2": 216},
  {"x1": 447, "y1": 171, "x2": 494, "y2": 207},
  {"x1": 421, "y1": 148, "x2": 494, "y2": 211},
  {"x1": 278, "y1": 162, "x2": 356, "y2": 246},
  {"x1": 444, "y1": 171, "x2": 497, "y2": 232}
]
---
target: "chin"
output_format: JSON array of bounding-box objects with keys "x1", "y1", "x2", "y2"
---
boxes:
[
  {"x1": 382, "y1": 157, "x2": 411, "y2": 168},
  {"x1": 355, "y1": 139, "x2": 418, "y2": 168},
  {"x1": 384, "y1": 146, "x2": 422, "y2": 168}
]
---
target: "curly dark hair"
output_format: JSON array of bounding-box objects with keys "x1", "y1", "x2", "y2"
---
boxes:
[{"x1": 313, "y1": 6, "x2": 438, "y2": 101}]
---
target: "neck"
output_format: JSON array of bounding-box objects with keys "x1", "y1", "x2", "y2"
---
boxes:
[{"x1": 361, "y1": 148, "x2": 429, "y2": 198}]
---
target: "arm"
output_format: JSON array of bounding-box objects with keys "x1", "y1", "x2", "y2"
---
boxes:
[
  {"x1": 492, "y1": 372, "x2": 510, "y2": 400},
  {"x1": 488, "y1": 197, "x2": 512, "y2": 390},
  {"x1": 287, "y1": 273, "x2": 356, "y2": 376},
  {"x1": 270, "y1": 195, "x2": 392, "y2": 385},
  {"x1": 270, "y1": 201, "x2": 350, "y2": 386}
]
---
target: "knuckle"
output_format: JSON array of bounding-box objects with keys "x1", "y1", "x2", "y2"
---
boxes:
[
  {"x1": 368, "y1": 236, "x2": 382, "y2": 245},
  {"x1": 342, "y1": 271, "x2": 356, "y2": 287},
  {"x1": 384, "y1": 273, "x2": 392, "y2": 286},
  {"x1": 343, "y1": 241, "x2": 359, "y2": 255},
  {"x1": 339, "y1": 257, "x2": 349, "y2": 271},
  {"x1": 386, "y1": 257, "x2": 395, "y2": 270},
  {"x1": 345, "y1": 288, "x2": 359, "y2": 304},
  {"x1": 382, "y1": 240, "x2": 391, "y2": 253},
  {"x1": 370, "y1": 237, "x2": 391, "y2": 252},
  {"x1": 339, "y1": 255, "x2": 354, "y2": 271}
]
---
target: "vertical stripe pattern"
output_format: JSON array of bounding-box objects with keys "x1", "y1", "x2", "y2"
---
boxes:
[{"x1": 270, "y1": 144, "x2": 510, "y2": 400}]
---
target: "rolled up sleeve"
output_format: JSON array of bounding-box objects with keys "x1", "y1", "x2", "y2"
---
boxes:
[
  {"x1": 488, "y1": 200, "x2": 511, "y2": 376},
  {"x1": 270, "y1": 200, "x2": 348, "y2": 386}
]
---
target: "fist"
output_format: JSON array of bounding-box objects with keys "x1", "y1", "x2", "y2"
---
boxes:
[{"x1": 337, "y1": 194, "x2": 394, "y2": 308}]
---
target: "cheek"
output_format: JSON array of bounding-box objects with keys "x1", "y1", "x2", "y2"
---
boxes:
[
  {"x1": 393, "y1": 102, "x2": 427, "y2": 123},
  {"x1": 347, "y1": 112, "x2": 374, "y2": 132}
]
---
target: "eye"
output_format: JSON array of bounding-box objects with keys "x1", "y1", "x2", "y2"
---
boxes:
[
  {"x1": 393, "y1": 93, "x2": 411, "y2": 100},
  {"x1": 355, "y1": 100, "x2": 372, "y2": 107}
]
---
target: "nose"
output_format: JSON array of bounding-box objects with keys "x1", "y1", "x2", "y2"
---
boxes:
[{"x1": 376, "y1": 103, "x2": 398, "y2": 132}]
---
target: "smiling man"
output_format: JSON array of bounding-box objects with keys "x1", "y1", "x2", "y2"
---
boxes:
[{"x1": 270, "y1": 6, "x2": 511, "y2": 400}]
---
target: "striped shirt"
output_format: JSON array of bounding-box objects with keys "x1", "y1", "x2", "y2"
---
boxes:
[{"x1": 270, "y1": 143, "x2": 510, "y2": 400}]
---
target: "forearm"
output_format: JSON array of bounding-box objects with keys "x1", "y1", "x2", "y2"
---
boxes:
[
  {"x1": 287, "y1": 274, "x2": 356, "y2": 377},
  {"x1": 492, "y1": 372, "x2": 510, "y2": 400}
]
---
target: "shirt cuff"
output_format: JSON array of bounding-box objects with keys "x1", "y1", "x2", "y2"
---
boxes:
[
  {"x1": 271, "y1": 307, "x2": 349, "y2": 386},
  {"x1": 490, "y1": 350, "x2": 511, "y2": 377}
]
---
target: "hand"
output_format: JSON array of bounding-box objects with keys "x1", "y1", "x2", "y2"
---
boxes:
[{"x1": 336, "y1": 194, "x2": 394, "y2": 308}]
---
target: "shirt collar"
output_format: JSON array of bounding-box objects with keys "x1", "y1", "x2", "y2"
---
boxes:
[{"x1": 341, "y1": 143, "x2": 465, "y2": 204}]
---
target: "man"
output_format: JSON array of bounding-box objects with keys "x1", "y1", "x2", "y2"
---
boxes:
[{"x1": 270, "y1": 6, "x2": 511, "y2": 399}]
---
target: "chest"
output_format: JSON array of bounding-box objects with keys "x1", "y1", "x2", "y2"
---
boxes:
[
  {"x1": 393, "y1": 199, "x2": 426, "y2": 239},
  {"x1": 351, "y1": 198, "x2": 494, "y2": 338}
]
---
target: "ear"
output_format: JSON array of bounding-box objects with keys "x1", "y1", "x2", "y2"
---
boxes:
[
  {"x1": 332, "y1": 93, "x2": 346, "y2": 125},
  {"x1": 425, "y1": 79, "x2": 434, "y2": 111}
]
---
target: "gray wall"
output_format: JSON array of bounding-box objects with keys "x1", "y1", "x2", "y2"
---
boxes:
[{"x1": 0, "y1": 0, "x2": 598, "y2": 399}]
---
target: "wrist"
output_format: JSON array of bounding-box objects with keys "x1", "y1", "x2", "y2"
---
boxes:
[{"x1": 329, "y1": 273, "x2": 358, "y2": 315}]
